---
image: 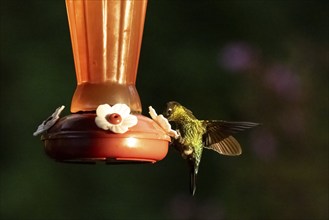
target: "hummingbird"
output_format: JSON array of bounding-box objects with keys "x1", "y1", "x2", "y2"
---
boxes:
[{"x1": 163, "y1": 101, "x2": 259, "y2": 195}]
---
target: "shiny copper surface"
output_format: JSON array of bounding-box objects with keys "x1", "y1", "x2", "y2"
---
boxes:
[
  {"x1": 43, "y1": 114, "x2": 170, "y2": 163},
  {"x1": 42, "y1": 0, "x2": 170, "y2": 164},
  {"x1": 66, "y1": 0, "x2": 147, "y2": 113}
]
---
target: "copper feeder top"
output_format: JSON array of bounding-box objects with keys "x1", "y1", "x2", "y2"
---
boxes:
[{"x1": 41, "y1": 0, "x2": 170, "y2": 164}]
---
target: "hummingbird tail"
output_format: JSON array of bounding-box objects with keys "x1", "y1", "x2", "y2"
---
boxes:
[
  {"x1": 190, "y1": 169, "x2": 197, "y2": 196},
  {"x1": 189, "y1": 159, "x2": 199, "y2": 196}
]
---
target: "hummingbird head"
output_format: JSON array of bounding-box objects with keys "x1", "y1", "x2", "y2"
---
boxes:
[
  {"x1": 163, "y1": 101, "x2": 195, "y2": 122},
  {"x1": 163, "y1": 101, "x2": 180, "y2": 119}
]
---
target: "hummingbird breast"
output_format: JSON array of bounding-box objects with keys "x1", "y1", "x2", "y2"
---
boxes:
[{"x1": 177, "y1": 119, "x2": 205, "y2": 161}]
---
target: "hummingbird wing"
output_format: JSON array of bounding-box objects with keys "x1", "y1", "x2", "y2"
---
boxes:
[{"x1": 202, "y1": 121, "x2": 259, "y2": 156}]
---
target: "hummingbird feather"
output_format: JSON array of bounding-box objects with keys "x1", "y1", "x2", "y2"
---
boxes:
[
  {"x1": 188, "y1": 159, "x2": 197, "y2": 196},
  {"x1": 202, "y1": 121, "x2": 259, "y2": 155},
  {"x1": 163, "y1": 101, "x2": 259, "y2": 195}
]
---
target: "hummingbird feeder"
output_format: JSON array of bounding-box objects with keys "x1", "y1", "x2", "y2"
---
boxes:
[{"x1": 35, "y1": 0, "x2": 171, "y2": 164}]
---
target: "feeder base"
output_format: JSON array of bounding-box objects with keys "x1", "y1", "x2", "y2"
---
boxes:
[{"x1": 42, "y1": 113, "x2": 170, "y2": 164}]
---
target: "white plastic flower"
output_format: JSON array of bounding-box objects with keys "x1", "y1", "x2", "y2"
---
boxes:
[
  {"x1": 33, "y1": 105, "x2": 65, "y2": 136},
  {"x1": 95, "y1": 104, "x2": 138, "y2": 134},
  {"x1": 148, "y1": 106, "x2": 179, "y2": 139}
]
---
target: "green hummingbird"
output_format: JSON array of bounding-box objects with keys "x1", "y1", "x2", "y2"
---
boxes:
[{"x1": 163, "y1": 101, "x2": 259, "y2": 195}]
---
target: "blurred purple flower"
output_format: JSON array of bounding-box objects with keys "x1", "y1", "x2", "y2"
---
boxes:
[
  {"x1": 264, "y1": 64, "x2": 302, "y2": 101},
  {"x1": 219, "y1": 42, "x2": 257, "y2": 72},
  {"x1": 250, "y1": 129, "x2": 278, "y2": 161}
]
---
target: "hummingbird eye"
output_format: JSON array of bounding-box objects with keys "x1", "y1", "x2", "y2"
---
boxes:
[{"x1": 167, "y1": 108, "x2": 173, "y2": 116}]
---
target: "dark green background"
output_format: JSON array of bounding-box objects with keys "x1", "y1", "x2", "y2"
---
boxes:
[{"x1": 1, "y1": 1, "x2": 328, "y2": 220}]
